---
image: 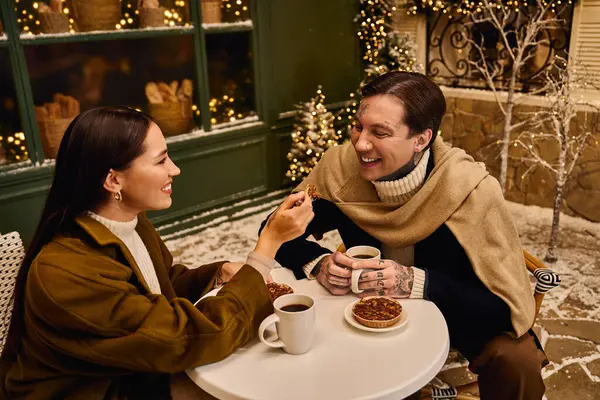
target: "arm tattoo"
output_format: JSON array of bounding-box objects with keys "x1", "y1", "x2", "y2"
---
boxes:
[{"x1": 391, "y1": 262, "x2": 413, "y2": 298}]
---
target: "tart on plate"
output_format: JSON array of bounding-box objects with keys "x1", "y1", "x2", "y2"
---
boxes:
[{"x1": 352, "y1": 297, "x2": 403, "y2": 328}]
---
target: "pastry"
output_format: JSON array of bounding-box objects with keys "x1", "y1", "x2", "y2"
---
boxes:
[
  {"x1": 352, "y1": 297, "x2": 402, "y2": 328},
  {"x1": 306, "y1": 184, "x2": 319, "y2": 200},
  {"x1": 266, "y1": 282, "x2": 294, "y2": 302}
]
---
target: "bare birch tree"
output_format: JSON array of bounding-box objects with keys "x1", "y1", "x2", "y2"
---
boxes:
[
  {"x1": 466, "y1": 0, "x2": 563, "y2": 193},
  {"x1": 512, "y1": 57, "x2": 600, "y2": 262}
]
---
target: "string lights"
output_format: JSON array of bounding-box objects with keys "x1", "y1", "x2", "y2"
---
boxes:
[
  {"x1": 406, "y1": 0, "x2": 573, "y2": 16},
  {"x1": 220, "y1": 0, "x2": 250, "y2": 22},
  {"x1": 191, "y1": 94, "x2": 252, "y2": 127},
  {"x1": 16, "y1": 0, "x2": 190, "y2": 33},
  {"x1": 0, "y1": 132, "x2": 28, "y2": 163}
]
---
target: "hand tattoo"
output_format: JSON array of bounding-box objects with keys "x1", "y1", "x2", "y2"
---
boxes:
[
  {"x1": 377, "y1": 271, "x2": 384, "y2": 279},
  {"x1": 391, "y1": 262, "x2": 413, "y2": 298},
  {"x1": 378, "y1": 290, "x2": 385, "y2": 296}
]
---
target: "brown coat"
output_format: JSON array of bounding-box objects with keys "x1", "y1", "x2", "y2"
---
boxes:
[{"x1": 1, "y1": 214, "x2": 272, "y2": 400}]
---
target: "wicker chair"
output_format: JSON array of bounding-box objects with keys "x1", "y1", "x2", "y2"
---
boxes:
[
  {"x1": 421, "y1": 250, "x2": 561, "y2": 400},
  {"x1": 0, "y1": 232, "x2": 24, "y2": 356}
]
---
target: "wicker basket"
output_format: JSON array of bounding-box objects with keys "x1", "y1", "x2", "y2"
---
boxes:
[
  {"x1": 201, "y1": 0, "x2": 222, "y2": 24},
  {"x1": 148, "y1": 99, "x2": 192, "y2": 136},
  {"x1": 72, "y1": 0, "x2": 121, "y2": 32},
  {"x1": 37, "y1": 117, "x2": 74, "y2": 159},
  {"x1": 39, "y1": 12, "x2": 70, "y2": 34},
  {"x1": 140, "y1": 7, "x2": 166, "y2": 29}
]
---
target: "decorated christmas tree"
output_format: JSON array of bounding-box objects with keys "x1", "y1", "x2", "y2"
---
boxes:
[
  {"x1": 286, "y1": 87, "x2": 339, "y2": 182},
  {"x1": 355, "y1": 0, "x2": 394, "y2": 67}
]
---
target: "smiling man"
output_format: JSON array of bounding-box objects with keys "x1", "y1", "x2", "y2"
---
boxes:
[{"x1": 261, "y1": 72, "x2": 548, "y2": 400}]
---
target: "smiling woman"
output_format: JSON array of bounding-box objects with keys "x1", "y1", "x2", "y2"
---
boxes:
[{"x1": 0, "y1": 107, "x2": 316, "y2": 400}]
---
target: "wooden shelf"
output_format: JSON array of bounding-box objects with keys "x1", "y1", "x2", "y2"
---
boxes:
[
  {"x1": 20, "y1": 26, "x2": 195, "y2": 46},
  {"x1": 203, "y1": 20, "x2": 253, "y2": 34}
]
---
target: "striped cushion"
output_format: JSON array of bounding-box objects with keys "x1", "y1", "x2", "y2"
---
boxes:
[
  {"x1": 431, "y1": 387, "x2": 458, "y2": 399},
  {"x1": 533, "y1": 268, "x2": 561, "y2": 294}
]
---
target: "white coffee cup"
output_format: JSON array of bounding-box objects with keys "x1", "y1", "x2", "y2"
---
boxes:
[
  {"x1": 258, "y1": 293, "x2": 316, "y2": 355},
  {"x1": 347, "y1": 245, "x2": 381, "y2": 294}
]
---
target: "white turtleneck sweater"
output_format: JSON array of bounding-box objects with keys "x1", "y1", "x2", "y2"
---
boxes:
[
  {"x1": 302, "y1": 150, "x2": 430, "y2": 299},
  {"x1": 87, "y1": 212, "x2": 162, "y2": 295}
]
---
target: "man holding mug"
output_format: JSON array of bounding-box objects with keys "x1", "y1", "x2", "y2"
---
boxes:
[{"x1": 260, "y1": 72, "x2": 547, "y2": 400}]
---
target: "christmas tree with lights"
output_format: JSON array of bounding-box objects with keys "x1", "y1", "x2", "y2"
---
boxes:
[{"x1": 286, "y1": 87, "x2": 339, "y2": 182}]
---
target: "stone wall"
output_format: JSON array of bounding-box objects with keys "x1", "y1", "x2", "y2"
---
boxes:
[{"x1": 439, "y1": 91, "x2": 600, "y2": 222}]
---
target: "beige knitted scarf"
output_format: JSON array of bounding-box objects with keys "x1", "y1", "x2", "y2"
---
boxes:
[{"x1": 297, "y1": 137, "x2": 535, "y2": 337}]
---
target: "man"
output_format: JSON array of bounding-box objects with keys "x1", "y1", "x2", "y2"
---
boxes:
[{"x1": 262, "y1": 72, "x2": 547, "y2": 400}]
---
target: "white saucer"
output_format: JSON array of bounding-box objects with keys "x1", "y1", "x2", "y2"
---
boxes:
[{"x1": 344, "y1": 298, "x2": 409, "y2": 333}]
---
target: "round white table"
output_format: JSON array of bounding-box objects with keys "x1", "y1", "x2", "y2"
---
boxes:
[{"x1": 187, "y1": 268, "x2": 449, "y2": 400}]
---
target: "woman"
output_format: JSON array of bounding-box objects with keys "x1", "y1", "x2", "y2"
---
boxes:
[
  {"x1": 0, "y1": 107, "x2": 314, "y2": 399},
  {"x1": 266, "y1": 72, "x2": 547, "y2": 399}
]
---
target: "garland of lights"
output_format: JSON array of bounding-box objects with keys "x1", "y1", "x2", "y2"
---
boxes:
[
  {"x1": 405, "y1": 0, "x2": 573, "y2": 16},
  {"x1": 16, "y1": 0, "x2": 189, "y2": 33}
]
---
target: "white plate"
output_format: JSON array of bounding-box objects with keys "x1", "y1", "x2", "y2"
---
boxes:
[{"x1": 344, "y1": 298, "x2": 409, "y2": 333}]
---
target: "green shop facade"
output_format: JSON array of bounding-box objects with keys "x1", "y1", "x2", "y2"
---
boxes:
[{"x1": 0, "y1": 0, "x2": 363, "y2": 244}]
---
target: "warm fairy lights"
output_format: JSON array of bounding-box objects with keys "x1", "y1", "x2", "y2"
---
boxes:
[
  {"x1": 16, "y1": 0, "x2": 190, "y2": 33},
  {"x1": 406, "y1": 0, "x2": 573, "y2": 16},
  {"x1": 0, "y1": 132, "x2": 28, "y2": 163},
  {"x1": 221, "y1": 0, "x2": 250, "y2": 21}
]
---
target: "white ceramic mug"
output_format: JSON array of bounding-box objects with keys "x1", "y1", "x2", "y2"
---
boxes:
[
  {"x1": 347, "y1": 245, "x2": 381, "y2": 294},
  {"x1": 258, "y1": 293, "x2": 316, "y2": 355}
]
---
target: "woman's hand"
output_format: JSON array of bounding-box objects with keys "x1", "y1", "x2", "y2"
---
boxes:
[
  {"x1": 254, "y1": 192, "x2": 314, "y2": 259},
  {"x1": 217, "y1": 262, "x2": 273, "y2": 286},
  {"x1": 351, "y1": 259, "x2": 414, "y2": 299},
  {"x1": 216, "y1": 262, "x2": 245, "y2": 286}
]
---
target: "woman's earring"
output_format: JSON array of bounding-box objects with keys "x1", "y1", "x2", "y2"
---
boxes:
[{"x1": 114, "y1": 191, "x2": 123, "y2": 202}]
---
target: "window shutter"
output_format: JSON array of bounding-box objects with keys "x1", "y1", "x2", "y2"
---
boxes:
[{"x1": 570, "y1": 0, "x2": 600, "y2": 100}]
